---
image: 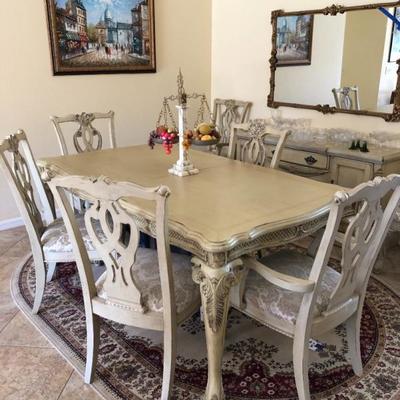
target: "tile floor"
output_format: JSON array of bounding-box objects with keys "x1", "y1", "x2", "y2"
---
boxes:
[
  {"x1": 0, "y1": 226, "x2": 101, "y2": 400},
  {"x1": 0, "y1": 226, "x2": 399, "y2": 400}
]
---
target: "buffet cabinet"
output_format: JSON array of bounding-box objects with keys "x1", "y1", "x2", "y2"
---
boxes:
[{"x1": 264, "y1": 137, "x2": 400, "y2": 188}]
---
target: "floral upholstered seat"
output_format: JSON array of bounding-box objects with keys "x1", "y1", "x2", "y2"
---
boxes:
[
  {"x1": 41, "y1": 215, "x2": 104, "y2": 254},
  {"x1": 96, "y1": 248, "x2": 199, "y2": 314},
  {"x1": 243, "y1": 249, "x2": 340, "y2": 326}
]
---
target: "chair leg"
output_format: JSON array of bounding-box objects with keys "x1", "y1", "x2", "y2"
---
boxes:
[
  {"x1": 293, "y1": 334, "x2": 311, "y2": 400},
  {"x1": 46, "y1": 262, "x2": 57, "y2": 283},
  {"x1": 161, "y1": 324, "x2": 176, "y2": 400},
  {"x1": 84, "y1": 313, "x2": 100, "y2": 384},
  {"x1": 32, "y1": 254, "x2": 46, "y2": 315},
  {"x1": 307, "y1": 228, "x2": 324, "y2": 257},
  {"x1": 345, "y1": 312, "x2": 363, "y2": 376}
]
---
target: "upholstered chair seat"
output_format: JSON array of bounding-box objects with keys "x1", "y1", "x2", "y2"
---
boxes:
[
  {"x1": 96, "y1": 248, "x2": 200, "y2": 314},
  {"x1": 243, "y1": 250, "x2": 340, "y2": 327},
  {"x1": 42, "y1": 215, "x2": 104, "y2": 255}
]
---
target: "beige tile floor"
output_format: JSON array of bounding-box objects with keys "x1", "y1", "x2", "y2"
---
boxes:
[
  {"x1": 0, "y1": 226, "x2": 101, "y2": 400},
  {"x1": 0, "y1": 226, "x2": 399, "y2": 400}
]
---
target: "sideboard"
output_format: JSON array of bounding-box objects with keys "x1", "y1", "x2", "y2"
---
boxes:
[{"x1": 263, "y1": 136, "x2": 400, "y2": 188}]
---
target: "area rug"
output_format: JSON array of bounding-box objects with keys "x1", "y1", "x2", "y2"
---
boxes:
[{"x1": 11, "y1": 255, "x2": 400, "y2": 400}]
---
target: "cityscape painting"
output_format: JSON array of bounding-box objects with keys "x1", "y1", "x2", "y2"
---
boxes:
[
  {"x1": 46, "y1": 0, "x2": 156, "y2": 75},
  {"x1": 276, "y1": 14, "x2": 313, "y2": 66}
]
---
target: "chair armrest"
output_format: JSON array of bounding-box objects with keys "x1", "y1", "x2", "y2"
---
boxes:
[{"x1": 243, "y1": 256, "x2": 315, "y2": 294}]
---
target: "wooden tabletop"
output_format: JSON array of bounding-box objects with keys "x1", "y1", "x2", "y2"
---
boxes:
[{"x1": 38, "y1": 145, "x2": 341, "y2": 252}]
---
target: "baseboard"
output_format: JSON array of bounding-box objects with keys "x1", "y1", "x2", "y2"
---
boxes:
[{"x1": 0, "y1": 217, "x2": 24, "y2": 231}]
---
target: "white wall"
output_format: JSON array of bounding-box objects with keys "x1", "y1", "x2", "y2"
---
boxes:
[
  {"x1": 340, "y1": 9, "x2": 387, "y2": 110},
  {"x1": 0, "y1": 0, "x2": 211, "y2": 223},
  {"x1": 275, "y1": 14, "x2": 346, "y2": 106},
  {"x1": 212, "y1": 0, "x2": 400, "y2": 129}
]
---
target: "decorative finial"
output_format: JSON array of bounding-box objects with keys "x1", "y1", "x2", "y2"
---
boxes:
[{"x1": 177, "y1": 68, "x2": 187, "y2": 106}]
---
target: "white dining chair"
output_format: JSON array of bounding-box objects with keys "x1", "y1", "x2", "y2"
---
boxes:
[
  {"x1": 50, "y1": 111, "x2": 116, "y2": 156},
  {"x1": 212, "y1": 98, "x2": 252, "y2": 156},
  {"x1": 49, "y1": 175, "x2": 201, "y2": 399},
  {"x1": 230, "y1": 174, "x2": 400, "y2": 400},
  {"x1": 0, "y1": 131, "x2": 101, "y2": 313},
  {"x1": 332, "y1": 86, "x2": 360, "y2": 110},
  {"x1": 228, "y1": 119, "x2": 291, "y2": 169}
]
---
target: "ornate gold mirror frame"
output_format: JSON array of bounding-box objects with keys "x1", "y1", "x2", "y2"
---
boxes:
[{"x1": 268, "y1": 2, "x2": 400, "y2": 122}]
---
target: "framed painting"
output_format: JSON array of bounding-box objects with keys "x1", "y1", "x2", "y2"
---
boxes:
[
  {"x1": 389, "y1": 8, "x2": 400, "y2": 63},
  {"x1": 45, "y1": 0, "x2": 156, "y2": 75},
  {"x1": 276, "y1": 14, "x2": 314, "y2": 67}
]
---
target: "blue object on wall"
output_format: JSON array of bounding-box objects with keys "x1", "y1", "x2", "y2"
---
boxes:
[{"x1": 379, "y1": 7, "x2": 400, "y2": 31}]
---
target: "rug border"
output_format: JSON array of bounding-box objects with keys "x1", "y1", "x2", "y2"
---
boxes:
[{"x1": 10, "y1": 253, "x2": 128, "y2": 400}]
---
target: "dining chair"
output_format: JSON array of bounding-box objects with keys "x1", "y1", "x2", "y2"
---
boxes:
[
  {"x1": 49, "y1": 175, "x2": 201, "y2": 399},
  {"x1": 50, "y1": 111, "x2": 116, "y2": 156},
  {"x1": 332, "y1": 86, "x2": 360, "y2": 110},
  {"x1": 0, "y1": 130, "x2": 100, "y2": 314},
  {"x1": 51, "y1": 111, "x2": 116, "y2": 211},
  {"x1": 228, "y1": 119, "x2": 291, "y2": 169},
  {"x1": 230, "y1": 174, "x2": 400, "y2": 400},
  {"x1": 212, "y1": 98, "x2": 252, "y2": 155}
]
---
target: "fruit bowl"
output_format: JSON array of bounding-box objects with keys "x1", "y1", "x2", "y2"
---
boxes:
[
  {"x1": 191, "y1": 122, "x2": 220, "y2": 146},
  {"x1": 191, "y1": 138, "x2": 220, "y2": 146},
  {"x1": 153, "y1": 136, "x2": 179, "y2": 144}
]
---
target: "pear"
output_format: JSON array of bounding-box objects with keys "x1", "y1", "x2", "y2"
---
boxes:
[{"x1": 197, "y1": 123, "x2": 214, "y2": 136}]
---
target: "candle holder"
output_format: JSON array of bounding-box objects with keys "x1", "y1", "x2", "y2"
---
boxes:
[
  {"x1": 168, "y1": 104, "x2": 199, "y2": 176},
  {"x1": 167, "y1": 70, "x2": 199, "y2": 177}
]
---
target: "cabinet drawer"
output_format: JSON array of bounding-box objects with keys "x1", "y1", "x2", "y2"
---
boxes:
[{"x1": 268, "y1": 147, "x2": 328, "y2": 170}]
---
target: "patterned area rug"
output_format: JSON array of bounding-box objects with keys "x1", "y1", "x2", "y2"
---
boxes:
[{"x1": 11, "y1": 256, "x2": 400, "y2": 400}]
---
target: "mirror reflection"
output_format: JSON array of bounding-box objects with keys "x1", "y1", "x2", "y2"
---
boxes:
[{"x1": 274, "y1": 8, "x2": 399, "y2": 114}]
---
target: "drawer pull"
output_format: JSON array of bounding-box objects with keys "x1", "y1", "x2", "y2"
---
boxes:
[
  {"x1": 271, "y1": 150, "x2": 275, "y2": 155},
  {"x1": 304, "y1": 156, "x2": 318, "y2": 165}
]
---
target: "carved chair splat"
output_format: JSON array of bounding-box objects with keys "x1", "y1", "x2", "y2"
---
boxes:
[
  {"x1": 50, "y1": 111, "x2": 116, "y2": 156},
  {"x1": 228, "y1": 119, "x2": 291, "y2": 169},
  {"x1": 231, "y1": 174, "x2": 400, "y2": 400},
  {"x1": 0, "y1": 131, "x2": 101, "y2": 313},
  {"x1": 212, "y1": 99, "x2": 252, "y2": 155},
  {"x1": 49, "y1": 175, "x2": 201, "y2": 399}
]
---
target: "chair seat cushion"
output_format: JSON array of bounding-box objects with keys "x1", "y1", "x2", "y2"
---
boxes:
[
  {"x1": 41, "y1": 214, "x2": 102, "y2": 254},
  {"x1": 243, "y1": 249, "x2": 340, "y2": 325},
  {"x1": 96, "y1": 248, "x2": 199, "y2": 314}
]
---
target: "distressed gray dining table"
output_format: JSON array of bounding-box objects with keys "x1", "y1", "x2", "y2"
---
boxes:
[{"x1": 38, "y1": 145, "x2": 340, "y2": 400}]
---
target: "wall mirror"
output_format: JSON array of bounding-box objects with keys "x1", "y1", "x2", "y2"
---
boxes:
[{"x1": 268, "y1": 2, "x2": 400, "y2": 121}]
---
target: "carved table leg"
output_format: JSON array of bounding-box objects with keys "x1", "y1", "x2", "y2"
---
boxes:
[{"x1": 192, "y1": 257, "x2": 243, "y2": 400}]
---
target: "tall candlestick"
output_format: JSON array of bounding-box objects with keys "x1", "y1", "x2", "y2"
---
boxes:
[{"x1": 168, "y1": 105, "x2": 199, "y2": 177}]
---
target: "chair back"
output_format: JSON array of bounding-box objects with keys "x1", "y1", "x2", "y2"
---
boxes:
[
  {"x1": 311, "y1": 175, "x2": 400, "y2": 313},
  {"x1": 212, "y1": 99, "x2": 252, "y2": 144},
  {"x1": 49, "y1": 175, "x2": 175, "y2": 318},
  {"x1": 50, "y1": 111, "x2": 116, "y2": 155},
  {"x1": 332, "y1": 86, "x2": 360, "y2": 110},
  {"x1": 228, "y1": 119, "x2": 291, "y2": 169},
  {"x1": 0, "y1": 131, "x2": 54, "y2": 243}
]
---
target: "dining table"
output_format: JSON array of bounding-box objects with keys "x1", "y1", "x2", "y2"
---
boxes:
[{"x1": 38, "y1": 144, "x2": 341, "y2": 400}]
